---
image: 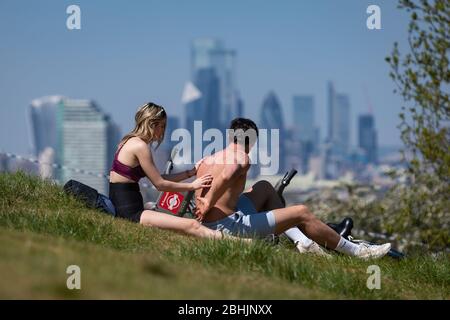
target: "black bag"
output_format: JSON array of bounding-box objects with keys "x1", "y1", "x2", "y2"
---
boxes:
[{"x1": 63, "y1": 180, "x2": 116, "y2": 216}]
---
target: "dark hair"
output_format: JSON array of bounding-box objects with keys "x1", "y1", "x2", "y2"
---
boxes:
[{"x1": 229, "y1": 118, "x2": 259, "y2": 147}]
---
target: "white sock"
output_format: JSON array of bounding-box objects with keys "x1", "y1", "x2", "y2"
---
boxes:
[
  {"x1": 334, "y1": 237, "x2": 360, "y2": 256},
  {"x1": 284, "y1": 228, "x2": 313, "y2": 247}
]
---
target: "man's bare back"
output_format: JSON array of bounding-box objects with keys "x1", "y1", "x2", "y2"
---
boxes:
[{"x1": 195, "y1": 146, "x2": 250, "y2": 223}]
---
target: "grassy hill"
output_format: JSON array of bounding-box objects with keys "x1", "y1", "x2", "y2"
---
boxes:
[{"x1": 0, "y1": 172, "x2": 448, "y2": 299}]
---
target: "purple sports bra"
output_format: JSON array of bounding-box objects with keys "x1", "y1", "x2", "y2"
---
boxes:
[{"x1": 110, "y1": 139, "x2": 146, "y2": 182}]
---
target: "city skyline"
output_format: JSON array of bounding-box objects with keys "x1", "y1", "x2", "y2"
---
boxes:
[{"x1": 0, "y1": 1, "x2": 410, "y2": 157}]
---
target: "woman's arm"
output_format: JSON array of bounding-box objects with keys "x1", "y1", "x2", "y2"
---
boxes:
[
  {"x1": 161, "y1": 168, "x2": 195, "y2": 182},
  {"x1": 160, "y1": 157, "x2": 204, "y2": 182},
  {"x1": 135, "y1": 142, "x2": 211, "y2": 192}
]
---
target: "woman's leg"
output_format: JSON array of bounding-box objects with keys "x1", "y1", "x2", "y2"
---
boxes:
[{"x1": 140, "y1": 210, "x2": 223, "y2": 239}]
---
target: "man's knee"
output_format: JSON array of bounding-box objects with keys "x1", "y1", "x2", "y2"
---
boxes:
[
  {"x1": 254, "y1": 180, "x2": 276, "y2": 193},
  {"x1": 293, "y1": 205, "x2": 314, "y2": 223}
]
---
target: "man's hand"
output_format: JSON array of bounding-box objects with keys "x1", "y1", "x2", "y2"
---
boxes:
[{"x1": 194, "y1": 196, "x2": 211, "y2": 222}]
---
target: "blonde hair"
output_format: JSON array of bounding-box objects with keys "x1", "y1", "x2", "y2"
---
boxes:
[{"x1": 119, "y1": 102, "x2": 167, "y2": 149}]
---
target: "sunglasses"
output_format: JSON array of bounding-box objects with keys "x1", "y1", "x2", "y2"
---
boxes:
[{"x1": 144, "y1": 102, "x2": 165, "y2": 117}]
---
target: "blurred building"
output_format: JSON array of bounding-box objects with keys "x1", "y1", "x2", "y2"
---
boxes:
[
  {"x1": 335, "y1": 93, "x2": 351, "y2": 156},
  {"x1": 57, "y1": 99, "x2": 121, "y2": 194},
  {"x1": 293, "y1": 95, "x2": 318, "y2": 173},
  {"x1": 358, "y1": 114, "x2": 378, "y2": 164},
  {"x1": 0, "y1": 153, "x2": 8, "y2": 172},
  {"x1": 235, "y1": 93, "x2": 245, "y2": 119},
  {"x1": 38, "y1": 147, "x2": 55, "y2": 180},
  {"x1": 260, "y1": 91, "x2": 286, "y2": 174},
  {"x1": 284, "y1": 127, "x2": 301, "y2": 173},
  {"x1": 29, "y1": 95, "x2": 64, "y2": 159},
  {"x1": 325, "y1": 82, "x2": 351, "y2": 179},
  {"x1": 187, "y1": 38, "x2": 241, "y2": 135}
]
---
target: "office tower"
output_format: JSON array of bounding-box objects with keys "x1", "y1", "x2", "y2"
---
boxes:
[
  {"x1": 194, "y1": 67, "x2": 221, "y2": 131},
  {"x1": 327, "y1": 82, "x2": 351, "y2": 157},
  {"x1": 29, "y1": 95, "x2": 64, "y2": 158},
  {"x1": 57, "y1": 99, "x2": 120, "y2": 194},
  {"x1": 260, "y1": 91, "x2": 286, "y2": 174},
  {"x1": 326, "y1": 82, "x2": 351, "y2": 178},
  {"x1": 211, "y1": 47, "x2": 237, "y2": 128},
  {"x1": 293, "y1": 95, "x2": 316, "y2": 173},
  {"x1": 335, "y1": 93, "x2": 350, "y2": 156},
  {"x1": 358, "y1": 114, "x2": 378, "y2": 164},
  {"x1": 293, "y1": 95, "x2": 315, "y2": 143},
  {"x1": 235, "y1": 93, "x2": 244, "y2": 119},
  {"x1": 191, "y1": 38, "x2": 224, "y2": 74},
  {"x1": 188, "y1": 38, "x2": 240, "y2": 134},
  {"x1": 284, "y1": 127, "x2": 302, "y2": 174}
]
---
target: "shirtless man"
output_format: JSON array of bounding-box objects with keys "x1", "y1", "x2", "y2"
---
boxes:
[{"x1": 195, "y1": 118, "x2": 391, "y2": 259}]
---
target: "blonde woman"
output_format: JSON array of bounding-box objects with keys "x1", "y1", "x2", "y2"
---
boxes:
[{"x1": 109, "y1": 102, "x2": 224, "y2": 239}]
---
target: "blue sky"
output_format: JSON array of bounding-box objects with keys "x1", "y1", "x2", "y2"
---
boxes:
[{"x1": 0, "y1": 0, "x2": 411, "y2": 155}]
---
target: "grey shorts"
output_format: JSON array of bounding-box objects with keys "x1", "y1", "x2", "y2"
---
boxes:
[{"x1": 202, "y1": 194, "x2": 276, "y2": 238}]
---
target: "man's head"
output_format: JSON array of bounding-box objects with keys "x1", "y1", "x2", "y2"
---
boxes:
[{"x1": 228, "y1": 118, "x2": 259, "y2": 153}]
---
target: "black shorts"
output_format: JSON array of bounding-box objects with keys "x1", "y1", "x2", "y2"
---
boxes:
[{"x1": 109, "y1": 182, "x2": 144, "y2": 223}]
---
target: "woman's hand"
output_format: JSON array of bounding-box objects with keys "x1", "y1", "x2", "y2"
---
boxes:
[
  {"x1": 194, "y1": 196, "x2": 211, "y2": 221},
  {"x1": 190, "y1": 174, "x2": 213, "y2": 190}
]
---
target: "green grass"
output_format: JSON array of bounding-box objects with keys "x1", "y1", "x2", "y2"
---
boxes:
[{"x1": 0, "y1": 171, "x2": 449, "y2": 299}]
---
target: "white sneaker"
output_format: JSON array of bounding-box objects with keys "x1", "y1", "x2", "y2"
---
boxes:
[
  {"x1": 296, "y1": 241, "x2": 332, "y2": 258},
  {"x1": 355, "y1": 243, "x2": 391, "y2": 260}
]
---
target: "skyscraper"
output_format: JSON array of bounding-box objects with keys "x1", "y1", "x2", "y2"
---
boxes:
[
  {"x1": 326, "y1": 82, "x2": 351, "y2": 178},
  {"x1": 235, "y1": 93, "x2": 244, "y2": 119},
  {"x1": 293, "y1": 95, "x2": 316, "y2": 173},
  {"x1": 57, "y1": 99, "x2": 120, "y2": 194},
  {"x1": 194, "y1": 67, "x2": 221, "y2": 131},
  {"x1": 328, "y1": 82, "x2": 351, "y2": 157},
  {"x1": 358, "y1": 114, "x2": 378, "y2": 164},
  {"x1": 29, "y1": 95, "x2": 64, "y2": 158},
  {"x1": 335, "y1": 93, "x2": 351, "y2": 156},
  {"x1": 293, "y1": 95, "x2": 315, "y2": 143},
  {"x1": 260, "y1": 91, "x2": 286, "y2": 174},
  {"x1": 188, "y1": 38, "x2": 240, "y2": 134}
]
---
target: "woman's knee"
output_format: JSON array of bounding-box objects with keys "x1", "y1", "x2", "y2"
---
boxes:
[{"x1": 187, "y1": 219, "x2": 202, "y2": 232}]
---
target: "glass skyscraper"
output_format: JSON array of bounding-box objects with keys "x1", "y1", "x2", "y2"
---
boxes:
[
  {"x1": 57, "y1": 99, "x2": 120, "y2": 194},
  {"x1": 335, "y1": 93, "x2": 350, "y2": 156},
  {"x1": 29, "y1": 95, "x2": 64, "y2": 157},
  {"x1": 326, "y1": 82, "x2": 351, "y2": 178},
  {"x1": 293, "y1": 95, "x2": 315, "y2": 143},
  {"x1": 260, "y1": 91, "x2": 286, "y2": 174},
  {"x1": 293, "y1": 95, "x2": 316, "y2": 173},
  {"x1": 358, "y1": 114, "x2": 378, "y2": 164},
  {"x1": 187, "y1": 38, "x2": 240, "y2": 135},
  {"x1": 327, "y1": 82, "x2": 350, "y2": 157}
]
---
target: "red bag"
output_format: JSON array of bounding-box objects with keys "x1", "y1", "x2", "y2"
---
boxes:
[{"x1": 155, "y1": 190, "x2": 195, "y2": 218}]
